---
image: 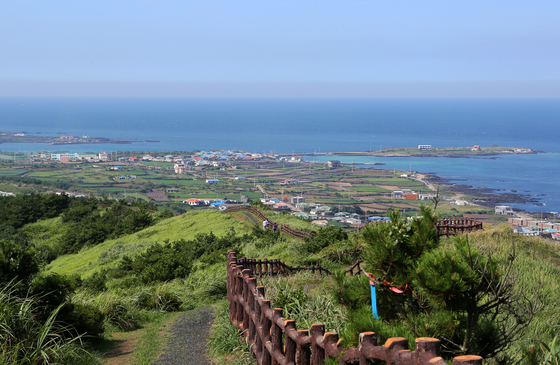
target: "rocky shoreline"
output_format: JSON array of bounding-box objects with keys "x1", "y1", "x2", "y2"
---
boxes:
[{"x1": 426, "y1": 175, "x2": 542, "y2": 210}]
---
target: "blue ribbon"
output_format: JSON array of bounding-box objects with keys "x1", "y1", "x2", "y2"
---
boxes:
[{"x1": 370, "y1": 284, "x2": 379, "y2": 319}]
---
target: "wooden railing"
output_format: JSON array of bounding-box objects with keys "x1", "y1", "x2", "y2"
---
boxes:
[
  {"x1": 224, "y1": 205, "x2": 317, "y2": 239},
  {"x1": 227, "y1": 250, "x2": 483, "y2": 365},
  {"x1": 353, "y1": 217, "x2": 483, "y2": 237},
  {"x1": 235, "y1": 257, "x2": 332, "y2": 276},
  {"x1": 225, "y1": 206, "x2": 482, "y2": 240},
  {"x1": 436, "y1": 217, "x2": 483, "y2": 236}
]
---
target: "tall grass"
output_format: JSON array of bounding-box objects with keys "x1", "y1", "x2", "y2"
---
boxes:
[
  {"x1": 464, "y1": 225, "x2": 560, "y2": 357},
  {"x1": 0, "y1": 282, "x2": 99, "y2": 365},
  {"x1": 259, "y1": 272, "x2": 347, "y2": 333},
  {"x1": 208, "y1": 301, "x2": 253, "y2": 365}
]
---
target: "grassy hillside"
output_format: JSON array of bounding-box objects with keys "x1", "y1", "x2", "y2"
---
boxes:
[
  {"x1": 8, "y1": 199, "x2": 560, "y2": 364},
  {"x1": 46, "y1": 210, "x2": 252, "y2": 278},
  {"x1": 465, "y1": 225, "x2": 560, "y2": 358}
]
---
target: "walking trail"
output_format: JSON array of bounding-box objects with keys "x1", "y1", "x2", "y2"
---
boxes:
[{"x1": 153, "y1": 306, "x2": 214, "y2": 365}]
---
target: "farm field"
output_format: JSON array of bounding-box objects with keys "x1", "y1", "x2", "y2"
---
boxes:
[{"x1": 0, "y1": 152, "x2": 495, "y2": 218}]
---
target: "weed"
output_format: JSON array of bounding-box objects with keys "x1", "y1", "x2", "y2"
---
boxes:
[{"x1": 208, "y1": 302, "x2": 254, "y2": 365}]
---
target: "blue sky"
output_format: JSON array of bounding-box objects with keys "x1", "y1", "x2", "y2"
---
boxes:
[{"x1": 1, "y1": 0, "x2": 559, "y2": 97}]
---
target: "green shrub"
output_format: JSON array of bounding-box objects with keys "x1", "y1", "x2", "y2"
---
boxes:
[
  {"x1": 302, "y1": 226, "x2": 348, "y2": 253},
  {"x1": 102, "y1": 301, "x2": 137, "y2": 331},
  {"x1": 36, "y1": 245, "x2": 58, "y2": 265},
  {"x1": 71, "y1": 302, "x2": 105, "y2": 339},
  {"x1": 134, "y1": 289, "x2": 182, "y2": 312},
  {"x1": 273, "y1": 285, "x2": 308, "y2": 313},
  {"x1": 82, "y1": 272, "x2": 107, "y2": 293},
  {"x1": 29, "y1": 273, "x2": 81, "y2": 321}
]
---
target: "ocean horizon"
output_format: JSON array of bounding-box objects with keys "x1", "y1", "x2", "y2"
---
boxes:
[{"x1": 0, "y1": 97, "x2": 559, "y2": 213}]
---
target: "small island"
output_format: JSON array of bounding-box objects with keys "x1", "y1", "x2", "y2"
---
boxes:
[
  {"x1": 0, "y1": 132, "x2": 159, "y2": 145},
  {"x1": 277, "y1": 144, "x2": 540, "y2": 158}
]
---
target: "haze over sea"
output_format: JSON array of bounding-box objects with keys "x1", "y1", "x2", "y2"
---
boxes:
[{"x1": 0, "y1": 98, "x2": 559, "y2": 213}]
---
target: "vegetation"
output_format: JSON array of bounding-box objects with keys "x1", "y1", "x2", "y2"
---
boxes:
[
  {"x1": 0, "y1": 157, "x2": 557, "y2": 364},
  {"x1": 330, "y1": 206, "x2": 539, "y2": 360}
]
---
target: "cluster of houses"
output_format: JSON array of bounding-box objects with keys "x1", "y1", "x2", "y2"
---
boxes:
[
  {"x1": 391, "y1": 189, "x2": 437, "y2": 201},
  {"x1": 0, "y1": 191, "x2": 15, "y2": 197},
  {"x1": 259, "y1": 198, "x2": 290, "y2": 211},
  {"x1": 173, "y1": 151, "x2": 266, "y2": 174},
  {"x1": 39, "y1": 150, "x2": 269, "y2": 166},
  {"x1": 508, "y1": 216, "x2": 560, "y2": 239},
  {"x1": 278, "y1": 156, "x2": 302, "y2": 163},
  {"x1": 41, "y1": 151, "x2": 113, "y2": 162},
  {"x1": 391, "y1": 189, "x2": 471, "y2": 205},
  {"x1": 182, "y1": 198, "x2": 237, "y2": 210},
  {"x1": 280, "y1": 179, "x2": 299, "y2": 185}
]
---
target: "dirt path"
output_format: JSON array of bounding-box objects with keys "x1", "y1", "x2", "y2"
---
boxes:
[
  {"x1": 240, "y1": 211, "x2": 260, "y2": 226},
  {"x1": 153, "y1": 306, "x2": 214, "y2": 365}
]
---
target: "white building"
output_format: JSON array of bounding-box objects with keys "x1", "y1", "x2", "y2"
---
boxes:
[
  {"x1": 290, "y1": 196, "x2": 305, "y2": 204},
  {"x1": 50, "y1": 153, "x2": 79, "y2": 161},
  {"x1": 495, "y1": 205, "x2": 514, "y2": 216},
  {"x1": 174, "y1": 164, "x2": 188, "y2": 174}
]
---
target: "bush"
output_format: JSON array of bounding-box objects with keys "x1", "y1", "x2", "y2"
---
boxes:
[
  {"x1": 134, "y1": 288, "x2": 182, "y2": 312},
  {"x1": 301, "y1": 226, "x2": 348, "y2": 253},
  {"x1": 102, "y1": 301, "x2": 137, "y2": 332},
  {"x1": 82, "y1": 272, "x2": 107, "y2": 293},
  {"x1": 36, "y1": 245, "x2": 58, "y2": 265},
  {"x1": 29, "y1": 273, "x2": 82, "y2": 321},
  {"x1": 71, "y1": 303, "x2": 105, "y2": 339}
]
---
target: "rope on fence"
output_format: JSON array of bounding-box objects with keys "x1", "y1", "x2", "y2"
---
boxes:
[{"x1": 227, "y1": 250, "x2": 483, "y2": 365}]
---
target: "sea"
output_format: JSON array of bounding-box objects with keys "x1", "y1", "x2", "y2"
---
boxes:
[{"x1": 0, "y1": 97, "x2": 559, "y2": 213}]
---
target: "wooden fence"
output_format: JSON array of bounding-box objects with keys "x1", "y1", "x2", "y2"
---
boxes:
[
  {"x1": 353, "y1": 217, "x2": 483, "y2": 237},
  {"x1": 225, "y1": 205, "x2": 482, "y2": 239},
  {"x1": 234, "y1": 257, "x2": 332, "y2": 277},
  {"x1": 436, "y1": 217, "x2": 483, "y2": 236},
  {"x1": 227, "y1": 250, "x2": 483, "y2": 365},
  {"x1": 224, "y1": 205, "x2": 316, "y2": 239}
]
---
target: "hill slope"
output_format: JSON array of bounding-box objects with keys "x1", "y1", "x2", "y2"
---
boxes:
[{"x1": 46, "y1": 210, "x2": 251, "y2": 278}]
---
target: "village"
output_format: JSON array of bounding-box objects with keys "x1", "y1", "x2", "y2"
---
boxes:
[{"x1": 2, "y1": 148, "x2": 558, "y2": 239}]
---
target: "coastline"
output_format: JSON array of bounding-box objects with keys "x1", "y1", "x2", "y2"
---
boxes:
[
  {"x1": 303, "y1": 152, "x2": 557, "y2": 215},
  {"x1": 276, "y1": 147, "x2": 542, "y2": 159},
  {"x1": 425, "y1": 174, "x2": 541, "y2": 209}
]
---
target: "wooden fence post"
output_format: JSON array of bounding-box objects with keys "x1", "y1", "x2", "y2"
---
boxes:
[
  {"x1": 414, "y1": 337, "x2": 440, "y2": 365},
  {"x1": 271, "y1": 308, "x2": 283, "y2": 365},
  {"x1": 261, "y1": 300, "x2": 272, "y2": 365},
  {"x1": 310, "y1": 324, "x2": 325, "y2": 365},
  {"x1": 453, "y1": 355, "x2": 483, "y2": 365},
  {"x1": 359, "y1": 332, "x2": 377, "y2": 365},
  {"x1": 247, "y1": 277, "x2": 257, "y2": 345},
  {"x1": 254, "y1": 286, "x2": 264, "y2": 360},
  {"x1": 296, "y1": 329, "x2": 311, "y2": 365},
  {"x1": 242, "y1": 269, "x2": 251, "y2": 331},
  {"x1": 384, "y1": 337, "x2": 408, "y2": 365},
  {"x1": 284, "y1": 320, "x2": 297, "y2": 364},
  {"x1": 235, "y1": 266, "x2": 244, "y2": 327}
]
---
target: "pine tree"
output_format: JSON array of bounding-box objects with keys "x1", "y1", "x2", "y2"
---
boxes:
[{"x1": 359, "y1": 206, "x2": 539, "y2": 359}]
